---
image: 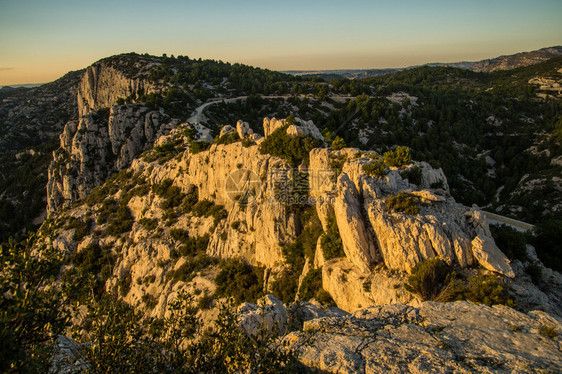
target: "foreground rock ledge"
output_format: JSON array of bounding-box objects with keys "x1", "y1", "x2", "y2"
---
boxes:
[{"x1": 285, "y1": 301, "x2": 562, "y2": 373}]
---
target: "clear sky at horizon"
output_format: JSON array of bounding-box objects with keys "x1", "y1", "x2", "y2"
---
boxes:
[{"x1": 0, "y1": 0, "x2": 561, "y2": 85}]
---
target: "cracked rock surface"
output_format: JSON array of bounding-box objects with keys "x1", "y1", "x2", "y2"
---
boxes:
[{"x1": 285, "y1": 301, "x2": 562, "y2": 373}]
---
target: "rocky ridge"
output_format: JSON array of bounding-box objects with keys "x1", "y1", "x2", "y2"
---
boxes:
[
  {"x1": 42, "y1": 114, "x2": 562, "y2": 319},
  {"x1": 39, "y1": 113, "x2": 562, "y2": 372},
  {"x1": 46, "y1": 105, "x2": 179, "y2": 213}
]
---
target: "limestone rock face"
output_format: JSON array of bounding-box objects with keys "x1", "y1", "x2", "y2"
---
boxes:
[
  {"x1": 471, "y1": 235, "x2": 515, "y2": 277},
  {"x1": 322, "y1": 258, "x2": 420, "y2": 312},
  {"x1": 77, "y1": 61, "x2": 156, "y2": 116},
  {"x1": 238, "y1": 294, "x2": 348, "y2": 336},
  {"x1": 239, "y1": 295, "x2": 289, "y2": 336},
  {"x1": 286, "y1": 301, "x2": 562, "y2": 373},
  {"x1": 334, "y1": 174, "x2": 377, "y2": 272},
  {"x1": 308, "y1": 146, "x2": 514, "y2": 280},
  {"x1": 263, "y1": 117, "x2": 324, "y2": 142},
  {"x1": 236, "y1": 120, "x2": 252, "y2": 139},
  {"x1": 47, "y1": 105, "x2": 177, "y2": 213},
  {"x1": 286, "y1": 118, "x2": 324, "y2": 141},
  {"x1": 263, "y1": 117, "x2": 286, "y2": 137},
  {"x1": 129, "y1": 140, "x2": 299, "y2": 269}
]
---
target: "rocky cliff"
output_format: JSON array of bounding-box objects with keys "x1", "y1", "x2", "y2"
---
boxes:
[
  {"x1": 36, "y1": 113, "x2": 562, "y2": 372},
  {"x1": 42, "y1": 115, "x2": 562, "y2": 318},
  {"x1": 77, "y1": 56, "x2": 158, "y2": 116},
  {"x1": 46, "y1": 105, "x2": 178, "y2": 213}
]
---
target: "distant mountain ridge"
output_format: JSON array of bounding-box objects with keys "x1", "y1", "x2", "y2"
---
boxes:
[{"x1": 286, "y1": 46, "x2": 562, "y2": 79}]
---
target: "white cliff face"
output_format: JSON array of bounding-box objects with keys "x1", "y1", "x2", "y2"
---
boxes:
[
  {"x1": 308, "y1": 147, "x2": 513, "y2": 278},
  {"x1": 47, "y1": 105, "x2": 177, "y2": 213},
  {"x1": 129, "y1": 140, "x2": 299, "y2": 269},
  {"x1": 77, "y1": 62, "x2": 156, "y2": 116},
  {"x1": 334, "y1": 174, "x2": 378, "y2": 272}
]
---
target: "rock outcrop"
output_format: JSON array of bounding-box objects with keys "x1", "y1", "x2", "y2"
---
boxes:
[
  {"x1": 334, "y1": 174, "x2": 378, "y2": 272},
  {"x1": 47, "y1": 105, "x2": 177, "y2": 213},
  {"x1": 77, "y1": 57, "x2": 157, "y2": 116},
  {"x1": 263, "y1": 117, "x2": 324, "y2": 141},
  {"x1": 471, "y1": 235, "x2": 515, "y2": 277},
  {"x1": 286, "y1": 301, "x2": 562, "y2": 373}
]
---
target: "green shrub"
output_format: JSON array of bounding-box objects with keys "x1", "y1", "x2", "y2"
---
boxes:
[
  {"x1": 66, "y1": 216, "x2": 92, "y2": 241},
  {"x1": 170, "y1": 228, "x2": 190, "y2": 243},
  {"x1": 215, "y1": 131, "x2": 240, "y2": 145},
  {"x1": 143, "y1": 140, "x2": 185, "y2": 164},
  {"x1": 241, "y1": 138, "x2": 255, "y2": 147},
  {"x1": 161, "y1": 186, "x2": 184, "y2": 210},
  {"x1": 259, "y1": 122, "x2": 322, "y2": 166},
  {"x1": 525, "y1": 262, "x2": 543, "y2": 285},
  {"x1": 215, "y1": 259, "x2": 264, "y2": 304},
  {"x1": 106, "y1": 205, "x2": 134, "y2": 236},
  {"x1": 406, "y1": 259, "x2": 516, "y2": 306},
  {"x1": 405, "y1": 258, "x2": 458, "y2": 302},
  {"x1": 315, "y1": 289, "x2": 336, "y2": 306},
  {"x1": 401, "y1": 165, "x2": 422, "y2": 185},
  {"x1": 383, "y1": 146, "x2": 411, "y2": 168},
  {"x1": 118, "y1": 272, "x2": 132, "y2": 297},
  {"x1": 141, "y1": 294, "x2": 158, "y2": 310},
  {"x1": 385, "y1": 191, "x2": 421, "y2": 215},
  {"x1": 86, "y1": 184, "x2": 118, "y2": 206},
  {"x1": 189, "y1": 140, "x2": 211, "y2": 154},
  {"x1": 461, "y1": 273, "x2": 515, "y2": 307},
  {"x1": 171, "y1": 254, "x2": 217, "y2": 283},
  {"x1": 192, "y1": 199, "x2": 227, "y2": 226},
  {"x1": 139, "y1": 217, "x2": 158, "y2": 230},
  {"x1": 179, "y1": 190, "x2": 199, "y2": 214},
  {"x1": 531, "y1": 219, "x2": 562, "y2": 272},
  {"x1": 362, "y1": 278, "x2": 372, "y2": 293},
  {"x1": 321, "y1": 216, "x2": 344, "y2": 260},
  {"x1": 270, "y1": 268, "x2": 300, "y2": 305},
  {"x1": 329, "y1": 153, "x2": 347, "y2": 177},
  {"x1": 539, "y1": 324, "x2": 558, "y2": 338},
  {"x1": 172, "y1": 234, "x2": 210, "y2": 258},
  {"x1": 97, "y1": 198, "x2": 118, "y2": 224},
  {"x1": 331, "y1": 136, "x2": 346, "y2": 150},
  {"x1": 299, "y1": 269, "x2": 323, "y2": 301},
  {"x1": 197, "y1": 289, "x2": 214, "y2": 310},
  {"x1": 0, "y1": 234, "x2": 70, "y2": 373},
  {"x1": 362, "y1": 158, "x2": 387, "y2": 178}
]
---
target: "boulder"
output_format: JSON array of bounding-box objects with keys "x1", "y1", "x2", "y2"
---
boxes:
[
  {"x1": 471, "y1": 235, "x2": 515, "y2": 277},
  {"x1": 219, "y1": 124, "x2": 236, "y2": 137}
]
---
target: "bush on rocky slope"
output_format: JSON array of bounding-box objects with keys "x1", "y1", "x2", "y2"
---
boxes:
[
  {"x1": 215, "y1": 259, "x2": 264, "y2": 304},
  {"x1": 259, "y1": 124, "x2": 322, "y2": 166},
  {"x1": 406, "y1": 258, "x2": 515, "y2": 306},
  {"x1": 385, "y1": 191, "x2": 421, "y2": 215}
]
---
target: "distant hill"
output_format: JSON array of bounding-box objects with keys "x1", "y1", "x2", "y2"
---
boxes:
[
  {"x1": 439, "y1": 46, "x2": 562, "y2": 72},
  {"x1": 285, "y1": 46, "x2": 562, "y2": 79}
]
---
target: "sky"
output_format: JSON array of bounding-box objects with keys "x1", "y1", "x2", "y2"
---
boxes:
[{"x1": 0, "y1": 0, "x2": 561, "y2": 85}]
